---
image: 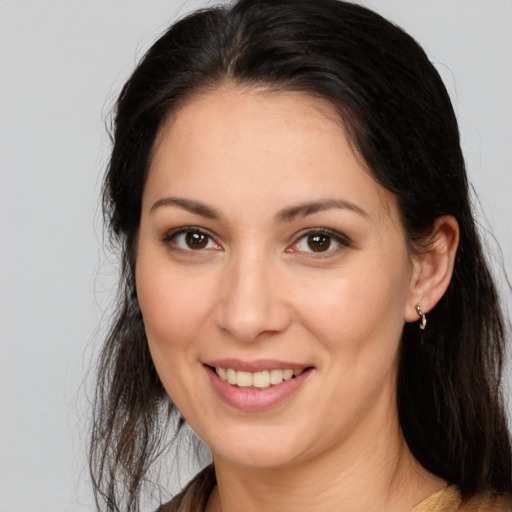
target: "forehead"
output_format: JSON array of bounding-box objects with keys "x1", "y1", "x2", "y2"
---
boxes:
[
  {"x1": 145, "y1": 86, "x2": 399, "y2": 224},
  {"x1": 153, "y1": 85, "x2": 351, "y2": 161}
]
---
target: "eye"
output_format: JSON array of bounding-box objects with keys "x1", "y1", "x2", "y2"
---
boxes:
[
  {"x1": 163, "y1": 228, "x2": 220, "y2": 251},
  {"x1": 289, "y1": 229, "x2": 350, "y2": 254},
  {"x1": 303, "y1": 233, "x2": 332, "y2": 252}
]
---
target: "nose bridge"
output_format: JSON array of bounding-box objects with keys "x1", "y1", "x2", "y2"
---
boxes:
[{"x1": 214, "y1": 244, "x2": 290, "y2": 342}]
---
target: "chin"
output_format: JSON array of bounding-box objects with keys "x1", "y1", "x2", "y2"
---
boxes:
[
  {"x1": 204, "y1": 422, "x2": 316, "y2": 470},
  {"x1": 214, "y1": 445, "x2": 303, "y2": 470}
]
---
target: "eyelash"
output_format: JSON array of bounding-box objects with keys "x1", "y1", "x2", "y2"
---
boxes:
[
  {"x1": 162, "y1": 227, "x2": 220, "y2": 252},
  {"x1": 161, "y1": 227, "x2": 351, "y2": 255},
  {"x1": 288, "y1": 228, "x2": 351, "y2": 255}
]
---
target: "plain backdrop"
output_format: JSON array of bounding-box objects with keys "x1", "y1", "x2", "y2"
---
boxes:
[{"x1": 1, "y1": 1, "x2": 511, "y2": 510}]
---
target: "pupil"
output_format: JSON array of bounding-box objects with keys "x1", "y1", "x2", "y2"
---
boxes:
[
  {"x1": 307, "y1": 234, "x2": 330, "y2": 252},
  {"x1": 186, "y1": 232, "x2": 208, "y2": 249}
]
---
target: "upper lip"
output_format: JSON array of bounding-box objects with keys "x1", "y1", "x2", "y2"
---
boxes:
[{"x1": 204, "y1": 359, "x2": 312, "y2": 372}]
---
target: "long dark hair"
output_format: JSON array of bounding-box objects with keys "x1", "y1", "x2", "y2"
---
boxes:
[{"x1": 90, "y1": 0, "x2": 512, "y2": 510}]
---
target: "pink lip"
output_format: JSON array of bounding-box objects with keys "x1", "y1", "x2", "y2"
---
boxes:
[
  {"x1": 204, "y1": 359, "x2": 311, "y2": 372},
  {"x1": 204, "y1": 364, "x2": 313, "y2": 411}
]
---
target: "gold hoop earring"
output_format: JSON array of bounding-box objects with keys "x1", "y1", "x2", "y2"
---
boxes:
[{"x1": 415, "y1": 304, "x2": 427, "y2": 330}]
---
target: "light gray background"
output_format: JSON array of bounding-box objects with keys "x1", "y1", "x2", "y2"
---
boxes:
[{"x1": 1, "y1": 1, "x2": 511, "y2": 511}]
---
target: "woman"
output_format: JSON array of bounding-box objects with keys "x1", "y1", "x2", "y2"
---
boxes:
[{"x1": 90, "y1": 0, "x2": 512, "y2": 510}]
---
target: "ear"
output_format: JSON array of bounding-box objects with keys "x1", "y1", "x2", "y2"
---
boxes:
[{"x1": 404, "y1": 215, "x2": 460, "y2": 323}]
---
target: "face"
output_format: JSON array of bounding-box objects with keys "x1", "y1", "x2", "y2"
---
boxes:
[{"x1": 136, "y1": 87, "x2": 417, "y2": 470}]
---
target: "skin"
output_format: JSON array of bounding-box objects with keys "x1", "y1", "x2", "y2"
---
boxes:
[{"x1": 136, "y1": 86, "x2": 459, "y2": 512}]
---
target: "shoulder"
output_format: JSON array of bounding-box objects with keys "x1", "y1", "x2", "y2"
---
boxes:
[
  {"x1": 412, "y1": 485, "x2": 512, "y2": 512},
  {"x1": 156, "y1": 465, "x2": 216, "y2": 512}
]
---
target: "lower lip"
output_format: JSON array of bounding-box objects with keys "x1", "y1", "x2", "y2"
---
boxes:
[{"x1": 205, "y1": 366, "x2": 312, "y2": 411}]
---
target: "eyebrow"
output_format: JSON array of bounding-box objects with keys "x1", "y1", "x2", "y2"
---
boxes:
[
  {"x1": 277, "y1": 199, "x2": 368, "y2": 222},
  {"x1": 149, "y1": 197, "x2": 221, "y2": 219},
  {"x1": 149, "y1": 196, "x2": 368, "y2": 222}
]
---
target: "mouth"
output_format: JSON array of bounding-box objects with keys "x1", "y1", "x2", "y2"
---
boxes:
[
  {"x1": 204, "y1": 361, "x2": 314, "y2": 411},
  {"x1": 203, "y1": 359, "x2": 316, "y2": 412},
  {"x1": 208, "y1": 366, "x2": 307, "y2": 389}
]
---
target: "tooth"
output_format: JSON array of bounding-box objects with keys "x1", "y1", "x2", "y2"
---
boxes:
[
  {"x1": 236, "y1": 371, "x2": 253, "y2": 387},
  {"x1": 269, "y1": 369, "x2": 284, "y2": 385},
  {"x1": 253, "y1": 371, "x2": 271, "y2": 388},
  {"x1": 227, "y1": 368, "x2": 237, "y2": 385},
  {"x1": 221, "y1": 367, "x2": 301, "y2": 387},
  {"x1": 282, "y1": 369, "x2": 293, "y2": 380}
]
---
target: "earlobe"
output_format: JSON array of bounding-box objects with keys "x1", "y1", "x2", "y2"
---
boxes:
[{"x1": 404, "y1": 215, "x2": 460, "y2": 323}]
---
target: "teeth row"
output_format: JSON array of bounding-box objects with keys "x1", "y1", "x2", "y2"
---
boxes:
[{"x1": 215, "y1": 367, "x2": 304, "y2": 389}]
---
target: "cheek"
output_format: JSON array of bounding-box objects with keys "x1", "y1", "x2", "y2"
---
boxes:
[
  {"x1": 135, "y1": 255, "x2": 214, "y2": 355},
  {"x1": 135, "y1": 255, "x2": 219, "y2": 411},
  {"x1": 295, "y1": 258, "x2": 411, "y2": 354}
]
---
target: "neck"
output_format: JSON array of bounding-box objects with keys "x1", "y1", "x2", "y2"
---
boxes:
[{"x1": 206, "y1": 415, "x2": 444, "y2": 512}]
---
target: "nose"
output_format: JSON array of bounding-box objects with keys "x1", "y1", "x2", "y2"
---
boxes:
[{"x1": 214, "y1": 252, "x2": 292, "y2": 342}]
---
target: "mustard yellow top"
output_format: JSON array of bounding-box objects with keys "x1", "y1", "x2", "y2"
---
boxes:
[
  {"x1": 411, "y1": 484, "x2": 512, "y2": 511},
  {"x1": 158, "y1": 465, "x2": 512, "y2": 512}
]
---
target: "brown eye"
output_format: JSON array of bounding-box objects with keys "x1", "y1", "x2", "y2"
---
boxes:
[
  {"x1": 163, "y1": 229, "x2": 219, "y2": 252},
  {"x1": 307, "y1": 234, "x2": 331, "y2": 252},
  {"x1": 288, "y1": 229, "x2": 350, "y2": 255},
  {"x1": 185, "y1": 231, "x2": 209, "y2": 249}
]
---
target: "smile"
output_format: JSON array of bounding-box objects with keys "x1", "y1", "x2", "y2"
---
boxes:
[
  {"x1": 214, "y1": 367, "x2": 305, "y2": 389},
  {"x1": 205, "y1": 360, "x2": 314, "y2": 410}
]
